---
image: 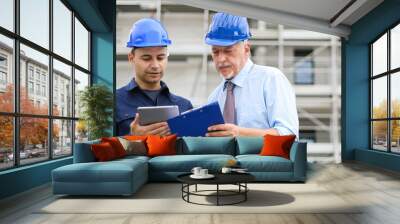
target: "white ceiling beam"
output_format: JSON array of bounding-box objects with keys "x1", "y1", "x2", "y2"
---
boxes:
[
  {"x1": 170, "y1": 0, "x2": 351, "y2": 37},
  {"x1": 330, "y1": 0, "x2": 368, "y2": 27}
]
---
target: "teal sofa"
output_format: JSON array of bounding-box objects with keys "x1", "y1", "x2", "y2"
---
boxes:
[{"x1": 52, "y1": 137, "x2": 307, "y2": 196}]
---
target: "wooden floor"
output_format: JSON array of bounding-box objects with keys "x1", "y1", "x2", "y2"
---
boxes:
[{"x1": 1, "y1": 162, "x2": 400, "y2": 224}]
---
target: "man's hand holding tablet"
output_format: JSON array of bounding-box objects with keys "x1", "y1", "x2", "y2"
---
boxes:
[{"x1": 129, "y1": 106, "x2": 179, "y2": 136}]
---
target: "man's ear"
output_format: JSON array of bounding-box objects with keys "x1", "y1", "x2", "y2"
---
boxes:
[
  {"x1": 244, "y1": 41, "x2": 251, "y2": 56},
  {"x1": 128, "y1": 51, "x2": 135, "y2": 63}
]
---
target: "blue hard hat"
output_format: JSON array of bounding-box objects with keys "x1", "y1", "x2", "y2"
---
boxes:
[
  {"x1": 205, "y1": 12, "x2": 251, "y2": 46},
  {"x1": 126, "y1": 18, "x2": 172, "y2": 48}
]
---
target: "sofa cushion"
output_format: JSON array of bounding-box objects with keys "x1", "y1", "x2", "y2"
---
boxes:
[
  {"x1": 118, "y1": 137, "x2": 147, "y2": 156},
  {"x1": 179, "y1": 137, "x2": 235, "y2": 155},
  {"x1": 236, "y1": 155, "x2": 293, "y2": 172},
  {"x1": 147, "y1": 135, "x2": 177, "y2": 157},
  {"x1": 91, "y1": 142, "x2": 118, "y2": 161},
  {"x1": 52, "y1": 158, "x2": 147, "y2": 183},
  {"x1": 148, "y1": 154, "x2": 235, "y2": 172},
  {"x1": 101, "y1": 137, "x2": 127, "y2": 158},
  {"x1": 260, "y1": 134, "x2": 296, "y2": 159},
  {"x1": 236, "y1": 137, "x2": 263, "y2": 155}
]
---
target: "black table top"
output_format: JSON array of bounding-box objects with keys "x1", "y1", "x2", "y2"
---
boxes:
[{"x1": 177, "y1": 172, "x2": 255, "y2": 185}]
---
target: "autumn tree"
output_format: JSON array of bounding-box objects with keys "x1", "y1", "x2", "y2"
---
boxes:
[
  {"x1": 0, "y1": 84, "x2": 60, "y2": 152},
  {"x1": 372, "y1": 99, "x2": 400, "y2": 143}
]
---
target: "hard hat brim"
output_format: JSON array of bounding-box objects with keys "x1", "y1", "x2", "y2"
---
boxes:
[
  {"x1": 127, "y1": 40, "x2": 171, "y2": 48},
  {"x1": 205, "y1": 37, "x2": 243, "y2": 47}
]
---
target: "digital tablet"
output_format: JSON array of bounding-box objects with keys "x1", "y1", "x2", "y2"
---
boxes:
[{"x1": 137, "y1": 105, "x2": 179, "y2": 126}]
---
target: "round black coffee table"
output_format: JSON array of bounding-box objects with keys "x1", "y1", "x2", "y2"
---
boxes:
[{"x1": 177, "y1": 173, "x2": 255, "y2": 206}]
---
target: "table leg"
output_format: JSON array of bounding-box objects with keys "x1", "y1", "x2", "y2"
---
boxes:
[
  {"x1": 245, "y1": 183, "x2": 247, "y2": 201},
  {"x1": 195, "y1": 184, "x2": 197, "y2": 192},
  {"x1": 217, "y1": 184, "x2": 219, "y2": 206}
]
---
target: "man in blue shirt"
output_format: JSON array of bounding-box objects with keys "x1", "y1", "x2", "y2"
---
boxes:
[
  {"x1": 205, "y1": 13, "x2": 299, "y2": 138},
  {"x1": 116, "y1": 18, "x2": 193, "y2": 136}
]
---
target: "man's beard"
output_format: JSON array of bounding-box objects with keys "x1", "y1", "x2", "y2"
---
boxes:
[{"x1": 220, "y1": 71, "x2": 234, "y2": 80}]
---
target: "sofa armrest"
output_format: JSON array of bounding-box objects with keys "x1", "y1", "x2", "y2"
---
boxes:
[
  {"x1": 289, "y1": 142, "x2": 307, "y2": 181},
  {"x1": 73, "y1": 140, "x2": 100, "y2": 163}
]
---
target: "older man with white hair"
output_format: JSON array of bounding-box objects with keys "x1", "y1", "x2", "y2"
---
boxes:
[{"x1": 206, "y1": 12, "x2": 299, "y2": 138}]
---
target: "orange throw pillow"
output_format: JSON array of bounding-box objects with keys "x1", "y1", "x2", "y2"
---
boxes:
[
  {"x1": 91, "y1": 142, "x2": 117, "y2": 161},
  {"x1": 101, "y1": 137, "x2": 126, "y2": 158},
  {"x1": 146, "y1": 135, "x2": 177, "y2": 157},
  {"x1": 260, "y1": 134, "x2": 296, "y2": 159}
]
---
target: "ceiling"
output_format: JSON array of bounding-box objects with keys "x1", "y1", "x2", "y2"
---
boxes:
[{"x1": 169, "y1": 0, "x2": 384, "y2": 38}]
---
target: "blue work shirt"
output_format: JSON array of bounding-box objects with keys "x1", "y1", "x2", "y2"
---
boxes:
[
  {"x1": 208, "y1": 59, "x2": 299, "y2": 137},
  {"x1": 116, "y1": 79, "x2": 193, "y2": 136}
]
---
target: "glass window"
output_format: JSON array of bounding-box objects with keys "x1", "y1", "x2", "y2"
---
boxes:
[
  {"x1": 19, "y1": 117, "x2": 49, "y2": 165},
  {"x1": 0, "y1": 0, "x2": 14, "y2": 31},
  {"x1": 391, "y1": 72, "x2": 400, "y2": 118},
  {"x1": 372, "y1": 77, "x2": 387, "y2": 119},
  {"x1": 20, "y1": 44, "x2": 49, "y2": 115},
  {"x1": 294, "y1": 49, "x2": 314, "y2": 85},
  {"x1": 372, "y1": 121, "x2": 388, "y2": 151},
  {"x1": 28, "y1": 81, "x2": 34, "y2": 94},
  {"x1": 0, "y1": 71, "x2": 7, "y2": 84},
  {"x1": 75, "y1": 120, "x2": 88, "y2": 143},
  {"x1": 0, "y1": 116, "x2": 14, "y2": 170},
  {"x1": 0, "y1": 0, "x2": 91, "y2": 170},
  {"x1": 35, "y1": 70, "x2": 41, "y2": 80},
  {"x1": 28, "y1": 67, "x2": 34, "y2": 80},
  {"x1": 391, "y1": 120, "x2": 400, "y2": 153},
  {"x1": 53, "y1": 59, "x2": 72, "y2": 117},
  {"x1": 53, "y1": 119, "x2": 72, "y2": 158},
  {"x1": 372, "y1": 34, "x2": 387, "y2": 76},
  {"x1": 391, "y1": 24, "x2": 400, "y2": 70},
  {"x1": 36, "y1": 83, "x2": 40, "y2": 95},
  {"x1": 0, "y1": 55, "x2": 7, "y2": 67},
  {"x1": 20, "y1": 0, "x2": 49, "y2": 49},
  {"x1": 371, "y1": 24, "x2": 400, "y2": 154},
  {"x1": 74, "y1": 18, "x2": 89, "y2": 70},
  {"x1": 0, "y1": 35, "x2": 14, "y2": 113},
  {"x1": 42, "y1": 85, "x2": 46, "y2": 97},
  {"x1": 53, "y1": 0, "x2": 72, "y2": 60},
  {"x1": 74, "y1": 69, "x2": 89, "y2": 118}
]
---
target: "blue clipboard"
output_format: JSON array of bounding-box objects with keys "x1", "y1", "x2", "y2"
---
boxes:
[{"x1": 167, "y1": 102, "x2": 225, "y2": 137}]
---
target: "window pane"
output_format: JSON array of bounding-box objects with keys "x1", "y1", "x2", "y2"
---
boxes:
[
  {"x1": 0, "y1": 34, "x2": 14, "y2": 112},
  {"x1": 0, "y1": 0, "x2": 14, "y2": 31},
  {"x1": 391, "y1": 72, "x2": 400, "y2": 118},
  {"x1": 391, "y1": 24, "x2": 400, "y2": 70},
  {"x1": 0, "y1": 116, "x2": 13, "y2": 170},
  {"x1": 75, "y1": 18, "x2": 89, "y2": 70},
  {"x1": 20, "y1": 0, "x2": 49, "y2": 49},
  {"x1": 20, "y1": 45, "x2": 49, "y2": 115},
  {"x1": 372, "y1": 77, "x2": 387, "y2": 119},
  {"x1": 74, "y1": 69, "x2": 89, "y2": 118},
  {"x1": 53, "y1": 0, "x2": 72, "y2": 60},
  {"x1": 53, "y1": 119, "x2": 72, "y2": 158},
  {"x1": 372, "y1": 121, "x2": 388, "y2": 151},
  {"x1": 20, "y1": 117, "x2": 49, "y2": 165},
  {"x1": 372, "y1": 33, "x2": 387, "y2": 76},
  {"x1": 53, "y1": 59, "x2": 72, "y2": 117},
  {"x1": 391, "y1": 120, "x2": 400, "y2": 153},
  {"x1": 75, "y1": 120, "x2": 88, "y2": 143},
  {"x1": 294, "y1": 49, "x2": 314, "y2": 84}
]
